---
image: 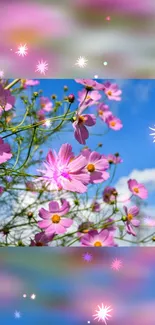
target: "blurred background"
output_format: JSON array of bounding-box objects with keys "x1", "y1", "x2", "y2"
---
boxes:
[
  {"x1": 1, "y1": 247, "x2": 155, "y2": 324},
  {"x1": 1, "y1": 0, "x2": 155, "y2": 78}
]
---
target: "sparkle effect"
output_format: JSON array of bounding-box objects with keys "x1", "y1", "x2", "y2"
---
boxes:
[
  {"x1": 36, "y1": 60, "x2": 48, "y2": 75},
  {"x1": 103, "y1": 62, "x2": 108, "y2": 66},
  {"x1": 93, "y1": 304, "x2": 112, "y2": 324},
  {"x1": 16, "y1": 44, "x2": 28, "y2": 57},
  {"x1": 14, "y1": 311, "x2": 21, "y2": 319},
  {"x1": 94, "y1": 75, "x2": 99, "y2": 79},
  {"x1": 0, "y1": 70, "x2": 4, "y2": 78},
  {"x1": 82, "y1": 252, "x2": 93, "y2": 262},
  {"x1": 44, "y1": 119, "x2": 51, "y2": 128},
  {"x1": 149, "y1": 125, "x2": 155, "y2": 142},
  {"x1": 23, "y1": 294, "x2": 27, "y2": 298},
  {"x1": 30, "y1": 293, "x2": 36, "y2": 300},
  {"x1": 111, "y1": 258, "x2": 122, "y2": 271},
  {"x1": 75, "y1": 56, "x2": 88, "y2": 68}
]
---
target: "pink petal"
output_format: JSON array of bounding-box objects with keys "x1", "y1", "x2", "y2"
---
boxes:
[
  {"x1": 83, "y1": 114, "x2": 96, "y2": 126},
  {"x1": 60, "y1": 218, "x2": 73, "y2": 228}
]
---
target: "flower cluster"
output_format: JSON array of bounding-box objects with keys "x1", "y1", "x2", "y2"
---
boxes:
[{"x1": 0, "y1": 78, "x2": 151, "y2": 247}]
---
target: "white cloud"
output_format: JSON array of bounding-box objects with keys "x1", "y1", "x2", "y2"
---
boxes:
[{"x1": 115, "y1": 168, "x2": 155, "y2": 196}]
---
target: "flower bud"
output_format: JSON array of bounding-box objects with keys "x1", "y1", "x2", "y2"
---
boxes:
[
  {"x1": 122, "y1": 216, "x2": 127, "y2": 222},
  {"x1": 68, "y1": 94, "x2": 75, "y2": 103},
  {"x1": 64, "y1": 85, "x2": 68, "y2": 91}
]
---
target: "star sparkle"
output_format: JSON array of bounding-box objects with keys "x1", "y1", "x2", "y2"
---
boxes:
[
  {"x1": 14, "y1": 310, "x2": 21, "y2": 319},
  {"x1": 149, "y1": 125, "x2": 155, "y2": 142},
  {"x1": 36, "y1": 60, "x2": 48, "y2": 75},
  {"x1": 0, "y1": 70, "x2": 4, "y2": 78},
  {"x1": 75, "y1": 56, "x2": 88, "y2": 68},
  {"x1": 111, "y1": 258, "x2": 122, "y2": 271},
  {"x1": 82, "y1": 252, "x2": 93, "y2": 262},
  {"x1": 23, "y1": 294, "x2": 27, "y2": 298},
  {"x1": 30, "y1": 293, "x2": 36, "y2": 300},
  {"x1": 93, "y1": 304, "x2": 112, "y2": 324},
  {"x1": 16, "y1": 44, "x2": 28, "y2": 57}
]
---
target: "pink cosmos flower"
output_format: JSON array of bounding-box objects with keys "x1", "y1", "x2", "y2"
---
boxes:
[
  {"x1": 23, "y1": 79, "x2": 40, "y2": 87},
  {"x1": 73, "y1": 113, "x2": 96, "y2": 144},
  {"x1": 37, "y1": 143, "x2": 90, "y2": 193},
  {"x1": 30, "y1": 232, "x2": 54, "y2": 246},
  {"x1": 81, "y1": 149, "x2": 109, "y2": 183},
  {"x1": 123, "y1": 205, "x2": 140, "y2": 236},
  {"x1": 0, "y1": 187, "x2": 4, "y2": 195},
  {"x1": 80, "y1": 229, "x2": 117, "y2": 247},
  {"x1": 0, "y1": 84, "x2": 15, "y2": 114},
  {"x1": 103, "y1": 82, "x2": 122, "y2": 101},
  {"x1": 97, "y1": 103, "x2": 112, "y2": 122},
  {"x1": 103, "y1": 218, "x2": 116, "y2": 232},
  {"x1": 91, "y1": 201, "x2": 100, "y2": 212},
  {"x1": 75, "y1": 79, "x2": 103, "y2": 90},
  {"x1": 40, "y1": 97, "x2": 53, "y2": 112},
  {"x1": 37, "y1": 109, "x2": 45, "y2": 122},
  {"x1": 128, "y1": 179, "x2": 148, "y2": 199},
  {"x1": 25, "y1": 181, "x2": 36, "y2": 192},
  {"x1": 38, "y1": 199, "x2": 73, "y2": 235},
  {"x1": 78, "y1": 221, "x2": 94, "y2": 236},
  {"x1": 0, "y1": 138, "x2": 12, "y2": 164},
  {"x1": 106, "y1": 154, "x2": 123, "y2": 164},
  {"x1": 105, "y1": 115, "x2": 123, "y2": 130},
  {"x1": 78, "y1": 89, "x2": 101, "y2": 111},
  {"x1": 103, "y1": 187, "x2": 118, "y2": 204}
]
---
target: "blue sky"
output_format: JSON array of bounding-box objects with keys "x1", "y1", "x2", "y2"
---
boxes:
[{"x1": 17, "y1": 79, "x2": 155, "y2": 204}]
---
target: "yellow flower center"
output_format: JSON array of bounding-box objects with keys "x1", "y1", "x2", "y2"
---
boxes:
[
  {"x1": 83, "y1": 229, "x2": 89, "y2": 233},
  {"x1": 94, "y1": 241, "x2": 102, "y2": 247},
  {"x1": 110, "y1": 121, "x2": 116, "y2": 127},
  {"x1": 78, "y1": 115, "x2": 85, "y2": 123},
  {"x1": 107, "y1": 90, "x2": 112, "y2": 96},
  {"x1": 127, "y1": 213, "x2": 133, "y2": 221},
  {"x1": 98, "y1": 109, "x2": 103, "y2": 115},
  {"x1": 87, "y1": 163, "x2": 95, "y2": 172},
  {"x1": 51, "y1": 214, "x2": 61, "y2": 223},
  {"x1": 69, "y1": 157, "x2": 74, "y2": 163},
  {"x1": 133, "y1": 187, "x2": 139, "y2": 193},
  {"x1": 86, "y1": 95, "x2": 91, "y2": 100}
]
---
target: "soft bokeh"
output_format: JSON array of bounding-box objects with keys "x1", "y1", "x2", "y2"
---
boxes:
[
  {"x1": 1, "y1": 0, "x2": 155, "y2": 78},
  {"x1": 0, "y1": 247, "x2": 155, "y2": 324}
]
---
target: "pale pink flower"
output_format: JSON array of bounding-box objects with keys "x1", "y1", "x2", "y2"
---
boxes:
[
  {"x1": 38, "y1": 199, "x2": 73, "y2": 235},
  {"x1": 123, "y1": 205, "x2": 140, "y2": 236},
  {"x1": 0, "y1": 84, "x2": 15, "y2": 114},
  {"x1": 97, "y1": 103, "x2": 112, "y2": 122},
  {"x1": 91, "y1": 201, "x2": 100, "y2": 212},
  {"x1": 81, "y1": 149, "x2": 109, "y2": 183},
  {"x1": 78, "y1": 89, "x2": 101, "y2": 111},
  {"x1": 128, "y1": 179, "x2": 148, "y2": 199},
  {"x1": 103, "y1": 82, "x2": 122, "y2": 101},
  {"x1": 40, "y1": 97, "x2": 53, "y2": 112},
  {"x1": 80, "y1": 229, "x2": 117, "y2": 247},
  {"x1": 30, "y1": 232, "x2": 54, "y2": 246},
  {"x1": 105, "y1": 115, "x2": 123, "y2": 130},
  {"x1": 75, "y1": 79, "x2": 103, "y2": 90},
  {"x1": 0, "y1": 138, "x2": 12, "y2": 164},
  {"x1": 106, "y1": 153, "x2": 123, "y2": 164},
  {"x1": 24, "y1": 79, "x2": 40, "y2": 87},
  {"x1": 103, "y1": 187, "x2": 118, "y2": 204},
  {"x1": 37, "y1": 144, "x2": 90, "y2": 193},
  {"x1": 73, "y1": 113, "x2": 96, "y2": 144}
]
